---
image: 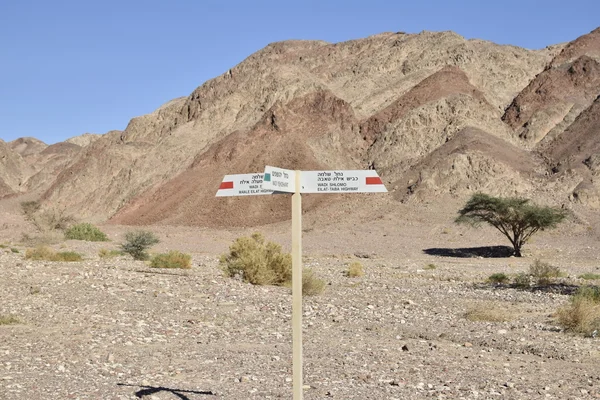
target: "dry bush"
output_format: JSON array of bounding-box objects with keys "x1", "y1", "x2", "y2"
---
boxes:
[
  {"x1": 513, "y1": 273, "x2": 531, "y2": 288},
  {"x1": 346, "y1": 261, "x2": 365, "y2": 277},
  {"x1": 151, "y1": 251, "x2": 192, "y2": 269},
  {"x1": 20, "y1": 200, "x2": 41, "y2": 220},
  {"x1": 465, "y1": 303, "x2": 514, "y2": 322},
  {"x1": 529, "y1": 259, "x2": 561, "y2": 285},
  {"x1": 98, "y1": 248, "x2": 123, "y2": 258},
  {"x1": 557, "y1": 286, "x2": 600, "y2": 336},
  {"x1": 0, "y1": 315, "x2": 20, "y2": 325},
  {"x1": 302, "y1": 269, "x2": 326, "y2": 296},
  {"x1": 20, "y1": 231, "x2": 64, "y2": 247},
  {"x1": 579, "y1": 273, "x2": 600, "y2": 281},
  {"x1": 25, "y1": 246, "x2": 83, "y2": 262},
  {"x1": 220, "y1": 233, "x2": 291, "y2": 286},
  {"x1": 424, "y1": 263, "x2": 437, "y2": 270},
  {"x1": 21, "y1": 201, "x2": 76, "y2": 233}
]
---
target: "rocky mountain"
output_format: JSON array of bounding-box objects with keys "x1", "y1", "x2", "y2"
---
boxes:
[{"x1": 3, "y1": 27, "x2": 600, "y2": 226}]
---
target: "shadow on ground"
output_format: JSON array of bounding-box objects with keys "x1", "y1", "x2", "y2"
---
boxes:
[
  {"x1": 423, "y1": 245, "x2": 514, "y2": 258},
  {"x1": 117, "y1": 383, "x2": 215, "y2": 399},
  {"x1": 476, "y1": 282, "x2": 582, "y2": 296}
]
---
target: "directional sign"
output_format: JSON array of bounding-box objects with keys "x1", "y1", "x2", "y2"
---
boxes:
[
  {"x1": 218, "y1": 165, "x2": 387, "y2": 400},
  {"x1": 300, "y1": 170, "x2": 387, "y2": 193},
  {"x1": 263, "y1": 166, "x2": 296, "y2": 193},
  {"x1": 215, "y1": 173, "x2": 274, "y2": 197}
]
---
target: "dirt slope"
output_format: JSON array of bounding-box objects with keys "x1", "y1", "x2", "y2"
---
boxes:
[
  {"x1": 551, "y1": 27, "x2": 600, "y2": 66},
  {"x1": 538, "y1": 95, "x2": 600, "y2": 207},
  {"x1": 9, "y1": 137, "x2": 47, "y2": 157},
  {"x1": 110, "y1": 90, "x2": 364, "y2": 227},
  {"x1": 503, "y1": 27, "x2": 600, "y2": 148},
  {"x1": 0, "y1": 140, "x2": 32, "y2": 197},
  {"x1": 391, "y1": 127, "x2": 544, "y2": 202},
  {"x1": 38, "y1": 30, "x2": 556, "y2": 224}
]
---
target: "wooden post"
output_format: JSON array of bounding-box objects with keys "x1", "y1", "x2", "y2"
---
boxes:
[{"x1": 291, "y1": 170, "x2": 303, "y2": 400}]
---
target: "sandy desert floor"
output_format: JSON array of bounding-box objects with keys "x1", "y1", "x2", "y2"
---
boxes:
[{"x1": 1, "y1": 195, "x2": 599, "y2": 399}]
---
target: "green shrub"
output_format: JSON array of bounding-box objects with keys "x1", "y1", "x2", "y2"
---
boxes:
[
  {"x1": 65, "y1": 223, "x2": 109, "y2": 242},
  {"x1": 579, "y1": 273, "x2": 600, "y2": 280},
  {"x1": 488, "y1": 273, "x2": 509, "y2": 284},
  {"x1": 55, "y1": 251, "x2": 83, "y2": 262},
  {"x1": 120, "y1": 230, "x2": 159, "y2": 260},
  {"x1": 556, "y1": 286, "x2": 600, "y2": 336},
  {"x1": 10, "y1": 248, "x2": 19, "y2": 253},
  {"x1": 302, "y1": 269, "x2": 326, "y2": 296},
  {"x1": 25, "y1": 246, "x2": 82, "y2": 262},
  {"x1": 347, "y1": 261, "x2": 365, "y2": 277},
  {"x1": 424, "y1": 263, "x2": 437, "y2": 270},
  {"x1": 151, "y1": 251, "x2": 192, "y2": 269},
  {"x1": 529, "y1": 259, "x2": 561, "y2": 285},
  {"x1": 220, "y1": 233, "x2": 292, "y2": 286}
]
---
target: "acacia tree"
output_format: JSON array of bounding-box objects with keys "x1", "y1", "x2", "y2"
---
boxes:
[{"x1": 455, "y1": 193, "x2": 567, "y2": 257}]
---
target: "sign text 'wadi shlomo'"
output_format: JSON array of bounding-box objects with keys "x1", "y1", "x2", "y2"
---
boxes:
[
  {"x1": 217, "y1": 165, "x2": 387, "y2": 400},
  {"x1": 299, "y1": 169, "x2": 387, "y2": 193}
]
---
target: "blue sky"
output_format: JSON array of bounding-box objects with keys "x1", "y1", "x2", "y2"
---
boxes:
[{"x1": 1, "y1": 0, "x2": 598, "y2": 144}]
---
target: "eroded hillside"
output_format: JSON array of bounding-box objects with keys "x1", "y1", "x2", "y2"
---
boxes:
[{"x1": 4, "y1": 27, "x2": 600, "y2": 226}]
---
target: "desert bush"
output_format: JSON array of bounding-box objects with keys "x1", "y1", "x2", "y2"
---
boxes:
[
  {"x1": 120, "y1": 230, "x2": 159, "y2": 261},
  {"x1": 513, "y1": 273, "x2": 531, "y2": 288},
  {"x1": 579, "y1": 273, "x2": 600, "y2": 280},
  {"x1": 220, "y1": 233, "x2": 291, "y2": 286},
  {"x1": 98, "y1": 248, "x2": 123, "y2": 258},
  {"x1": 302, "y1": 269, "x2": 326, "y2": 296},
  {"x1": 21, "y1": 200, "x2": 76, "y2": 233},
  {"x1": 424, "y1": 263, "x2": 437, "y2": 270},
  {"x1": 556, "y1": 286, "x2": 600, "y2": 336},
  {"x1": 20, "y1": 231, "x2": 63, "y2": 247},
  {"x1": 25, "y1": 246, "x2": 82, "y2": 262},
  {"x1": 10, "y1": 248, "x2": 19, "y2": 253},
  {"x1": 347, "y1": 261, "x2": 365, "y2": 277},
  {"x1": 488, "y1": 273, "x2": 510, "y2": 284},
  {"x1": 25, "y1": 246, "x2": 56, "y2": 260},
  {"x1": 55, "y1": 251, "x2": 83, "y2": 262},
  {"x1": 465, "y1": 304, "x2": 513, "y2": 322},
  {"x1": 529, "y1": 259, "x2": 561, "y2": 285},
  {"x1": 65, "y1": 223, "x2": 109, "y2": 242},
  {"x1": 0, "y1": 315, "x2": 20, "y2": 325},
  {"x1": 20, "y1": 200, "x2": 41, "y2": 220},
  {"x1": 151, "y1": 251, "x2": 192, "y2": 269}
]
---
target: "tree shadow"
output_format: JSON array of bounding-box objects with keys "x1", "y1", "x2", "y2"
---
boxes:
[
  {"x1": 475, "y1": 282, "x2": 582, "y2": 296},
  {"x1": 423, "y1": 245, "x2": 515, "y2": 258},
  {"x1": 117, "y1": 383, "x2": 215, "y2": 399}
]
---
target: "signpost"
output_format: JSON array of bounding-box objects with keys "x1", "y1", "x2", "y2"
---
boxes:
[{"x1": 217, "y1": 166, "x2": 387, "y2": 400}]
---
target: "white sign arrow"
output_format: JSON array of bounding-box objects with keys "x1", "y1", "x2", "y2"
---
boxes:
[
  {"x1": 215, "y1": 173, "x2": 275, "y2": 197},
  {"x1": 300, "y1": 170, "x2": 387, "y2": 193}
]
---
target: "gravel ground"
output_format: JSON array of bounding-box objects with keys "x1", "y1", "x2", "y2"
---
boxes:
[{"x1": 1, "y1": 199, "x2": 600, "y2": 399}]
